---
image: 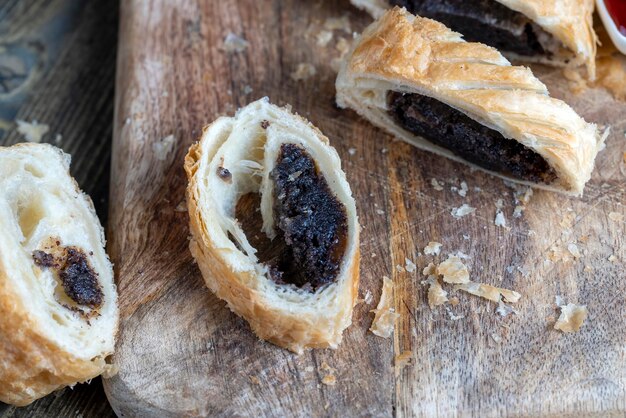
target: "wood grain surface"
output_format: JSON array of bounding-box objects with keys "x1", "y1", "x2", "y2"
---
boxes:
[
  {"x1": 0, "y1": 0, "x2": 117, "y2": 416},
  {"x1": 104, "y1": 0, "x2": 626, "y2": 417}
]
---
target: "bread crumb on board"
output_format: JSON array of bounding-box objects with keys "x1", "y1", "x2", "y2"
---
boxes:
[
  {"x1": 370, "y1": 276, "x2": 399, "y2": 338},
  {"x1": 16, "y1": 119, "x2": 49, "y2": 143},
  {"x1": 437, "y1": 255, "x2": 470, "y2": 284},
  {"x1": 426, "y1": 275, "x2": 448, "y2": 308},
  {"x1": 423, "y1": 241, "x2": 442, "y2": 256},
  {"x1": 321, "y1": 374, "x2": 336, "y2": 386},
  {"x1": 451, "y1": 204, "x2": 476, "y2": 218},
  {"x1": 554, "y1": 304, "x2": 588, "y2": 333},
  {"x1": 152, "y1": 134, "x2": 175, "y2": 161},
  {"x1": 431, "y1": 178, "x2": 444, "y2": 191},
  {"x1": 455, "y1": 282, "x2": 521, "y2": 303},
  {"x1": 290, "y1": 63, "x2": 316, "y2": 81},
  {"x1": 221, "y1": 32, "x2": 249, "y2": 53}
]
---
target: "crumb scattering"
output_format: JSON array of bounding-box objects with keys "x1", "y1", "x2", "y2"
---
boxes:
[
  {"x1": 437, "y1": 255, "x2": 470, "y2": 284},
  {"x1": 426, "y1": 275, "x2": 448, "y2": 308},
  {"x1": 290, "y1": 63, "x2": 317, "y2": 81},
  {"x1": 495, "y1": 300, "x2": 517, "y2": 317},
  {"x1": 422, "y1": 262, "x2": 436, "y2": 276},
  {"x1": 152, "y1": 134, "x2": 176, "y2": 161},
  {"x1": 16, "y1": 120, "x2": 49, "y2": 143},
  {"x1": 554, "y1": 303, "x2": 587, "y2": 333},
  {"x1": 370, "y1": 276, "x2": 399, "y2": 338},
  {"x1": 323, "y1": 15, "x2": 351, "y2": 33},
  {"x1": 451, "y1": 204, "x2": 476, "y2": 218},
  {"x1": 321, "y1": 374, "x2": 336, "y2": 386},
  {"x1": 494, "y1": 211, "x2": 506, "y2": 227},
  {"x1": 424, "y1": 241, "x2": 442, "y2": 256},
  {"x1": 431, "y1": 178, "x2": 444, "y2": 191},
  {"x1": 221, "y1": 32, "x2": 249, "y2": 53},
  {"x1": 456, "y1": 282, "x2": 521, "y2": 303},
  {"x1": 316, "y1": 30, "x2": 333, "y2": 47},
  {"x1": 404, "y1": 257, "x2": 416, "y2": 273}
]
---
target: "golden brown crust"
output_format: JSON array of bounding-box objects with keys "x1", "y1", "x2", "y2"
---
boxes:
[
  {"x1": 185, "y1": 99, "x2": 360, "y2": 354},
  {"x1": 336, "y1": 8, "x2": 605, "y2": 195},
  {"x1": 497, "y1": 0, "x2": 597, "y2": 78},
  {"x1": 0, "y1": 277, "x2": 108, "y2": 406},
  {"x1": 350, "y1": 0, "x2": 597, "y2": 78}
]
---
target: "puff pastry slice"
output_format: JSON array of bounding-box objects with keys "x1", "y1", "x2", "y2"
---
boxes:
[
  {"x1": 336, "y1": 8, "x2": 605, "y2": 195},
  {"x1": 0, "y1": 143, "x2": 118, "y2": 406},
  {"x1": 351, "y1": 0, "x2": 597, "y2": 78},
  {"x1": 185, "y1": 98, "x2": 360, "y2": 354}
]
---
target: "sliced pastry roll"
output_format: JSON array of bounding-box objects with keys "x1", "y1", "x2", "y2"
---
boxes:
[
  {"x1": 336, "y1": 8, "x2": 605, "y2": 195},
  {"x1": 350, "y1": 0, "x2": 597, "y2": 78},
  {"x1": 185, "y1": 98, "x2": 359, "y2": 354},
  {"x1": 0, "y1": 143, "x2": 118, "y2": 406}
]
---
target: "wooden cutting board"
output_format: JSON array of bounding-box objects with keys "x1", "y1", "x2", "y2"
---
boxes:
[{"x1": 103, "y1": 1, "x2": 626, "y2": 416}]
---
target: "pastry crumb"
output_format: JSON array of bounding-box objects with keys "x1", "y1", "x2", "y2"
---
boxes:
[
  {"x1": 449, "y1": 296, "x2": 459, "y2": 306},
  {"x1": 458, "y1": 181, "x2": 468, "y2": 197},
  {"x1": 608, "y1": 212, "x2": 623, "y2": 222},
  {"x1": 321, "y1": 374, "x2": 337, "y2": 386},
  {"x1": 16, "y1": 120, "x2": 49, "y2": 143},
  {"x1": 422, "y1": 262, "x2": 437, "y2": 276},
  {"x1": 445, "y1": 306, "x2": 464, "y2": 321},
  {"x1": 221, "y1": 32, "x2": 249, "y2": 53},
  {"x1": 495, "y1": 300, "x2": 517, "y2": 317},
  {"x1": 153, "y1": 134, "x2": 175, "y2": 161},
  {"x1": 323, "y1": 15, "x2": 351, "y2": 33},
  {"x1": 370, "y1": 276, "x2": 399, "y2": 338},
  {"x1": 554, "y1": 303, "x2": 587, "y2": 333},
  {"x1": 404, "y1": 257, "x2": 416, "y2": 273},
  {"x1": 364, "y1": 290, "x2": 373, "y2": 305},
  {"x1": 249, "y1": 376, "x2": 260, "y2": 385},
  {"x1": 451, "y1": 204, "x2": 475, "y2": 218},
  {"x1": 424, "y1": 241, "x2": 442, "y2": 256},
  {"x1": 426, "y1": 275, "x2": 448, "y2": 308},
  {"x1": 437, "y1": 255, "x2": 470, "y2": 284},
  {"x1": 567, "y1": 243, "x2": 581, "y2": 259},
  {"x1": 290, "y1": 63, "x2": 316, "y2": 81},
  {"x1": 455, "y1": 282, "x2": 521, "y2": 303},
  {"x1": 316, "y1": 30, "x2": 333, "y2": 47},
  {"x1": 431, "y1": 178, "x2": 444, "y2": 191},
  {"x1": 494, "y1": 211, "x2": 506, "y2": 227},
  {"x1": 175, "y1": 200, "x2": 187, "y2": 212}
]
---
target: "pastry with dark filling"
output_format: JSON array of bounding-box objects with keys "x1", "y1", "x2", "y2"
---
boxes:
[
  {"x1": 336, "y1": 8, "x2": 605, "y2": 195},
  {"x1": 350, "y1": 0, "x2": 597, "y2": 77},
  {"x1": 0, "y1": 143, "x2": 118, "y2": 406},
  {"x1": 185, "y1": 98, "x2": 359, "y2": 353}
]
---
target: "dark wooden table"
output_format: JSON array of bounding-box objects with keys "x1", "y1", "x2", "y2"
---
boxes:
[{"x1": 0, "y1": 0, "x2": 117, "y2": 416}]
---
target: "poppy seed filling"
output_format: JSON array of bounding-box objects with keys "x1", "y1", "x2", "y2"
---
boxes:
[
  {"x1": 33, "y1": 243, "x2": 103, "y2": 308},
  {"x1": 269, "y1": 144, "x2": 348, "y2": 290},
  {"x1": 387, "y1": 92, "x2": 557, "y2": 184}
]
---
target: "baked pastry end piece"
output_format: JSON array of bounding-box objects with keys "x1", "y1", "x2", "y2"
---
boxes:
[
  {"x1": 336, "y1": 8, "x2": 605, "y2": 195},
  {"x1": 0, "y1": 143, "x2": 118, "y2": 406},
  {"x1": 185, "y1": 98, "x2": 360, "y2": 353}
]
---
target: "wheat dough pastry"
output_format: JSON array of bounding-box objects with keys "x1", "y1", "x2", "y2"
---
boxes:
[
  {"x1": 336, "y1": 8, "x2": 605, "y2": 195},
  {"x1": 350, "y1": 0, "x2": 597, "y2": 78},
  {"x1": 185, "y1": 98, "x2": 360, "y2": 354},
  {"x1": 0, "y1": 143, "x2": 118, "y2": 406}
]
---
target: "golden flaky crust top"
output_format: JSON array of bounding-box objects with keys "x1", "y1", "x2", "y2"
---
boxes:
[
  {"x1": 350, "y1": 0, "x2": 597, "y2": 78},
  {"x1": 337, "y1": 8, "x2": 604, "y2": 195},
  {"x1": 496, "y1": 0, "x2": 597, "y2": 78}
]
